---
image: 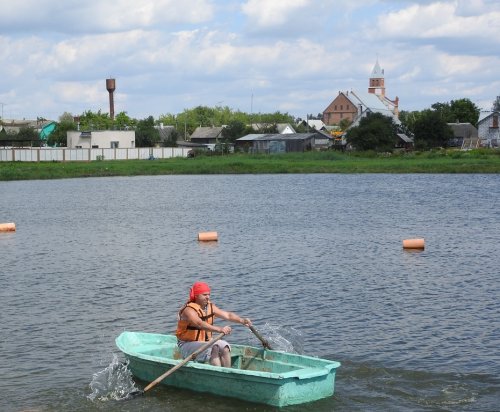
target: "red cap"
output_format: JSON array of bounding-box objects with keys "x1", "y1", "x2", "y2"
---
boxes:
[{"x1": 189, "y1": 281, "x2": 211, "y2": 301}]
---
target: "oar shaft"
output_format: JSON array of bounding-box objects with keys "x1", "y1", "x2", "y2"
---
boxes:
[
  {"x1": 249, "y1": 325, "x2": 272, "y2": 350},
  {"x1": 143, "y1": 332, "x2": 226, "y2": 392}
]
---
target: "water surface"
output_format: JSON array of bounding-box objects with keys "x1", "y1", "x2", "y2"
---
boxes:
[{"x1": 1, "y1": 174, "x2": 499, "y2": 411}]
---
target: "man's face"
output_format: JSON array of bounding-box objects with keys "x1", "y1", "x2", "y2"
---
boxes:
[{"x1": 195, "y1": 292, "x2": 210, "y2": 307}]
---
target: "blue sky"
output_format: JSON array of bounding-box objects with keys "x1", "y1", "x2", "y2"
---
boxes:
[{"x1": 1, "y1": 0, "x2": 499, "y2": 121}]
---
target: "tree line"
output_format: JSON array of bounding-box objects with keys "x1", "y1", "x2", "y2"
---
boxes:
[
  {"x1": 2, "y1": 96, "x2": 498, "y2": 151},
  {"x1": 347, "y1": 97, "x2": 487, "y2": 151}
]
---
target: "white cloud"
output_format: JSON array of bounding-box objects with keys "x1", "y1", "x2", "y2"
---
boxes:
[
  {"x1": 376, "y1": 2, "x2": 500, "y2": 41},
  {"x1": 241, "y1": 0, "x2": 311, "y2": 27},
  {"x1": 1, "y1": 0, "x2": 500, "y2": 119},
  {"x1": 2, "y1": 0, "x2": 214, "y2": 32}
]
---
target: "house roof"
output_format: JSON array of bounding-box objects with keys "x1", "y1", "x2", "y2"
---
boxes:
[
  {"x1": 237, "y1": 133, "x2": 317, "y2": 142},
  {"x1": 347, "y1": 90, "x2": 401, "y2": 126},
  {"x1": 478, "y1": 111, "x2": 499, "y2": 123},
  {"x1": 190, "y1": 126, "x2": 223, "y2": 139},
  {"x1": 305, "y1": 119, "x2": 326, "y2": 130},
  {"x1": 447, "y1": 122, "x2": 478, "y2": 138},
  {"x1": 397, "y1": 133, "x2": 413, "y2": 143}
]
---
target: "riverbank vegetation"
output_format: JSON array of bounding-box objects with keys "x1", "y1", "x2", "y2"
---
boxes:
[{"x1": 1, "y1": 149, "x2": 499, "y2": 181}]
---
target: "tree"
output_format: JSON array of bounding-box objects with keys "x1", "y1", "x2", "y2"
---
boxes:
[
  {"x1": 135, "y1": 116, "x2": 160, "y2": 147},
  {"x1": 114, "y1": 111, "x2": 136, "y2": 130},
  {"x1": 345, "y1": 113, "x2": 398, "y2": 152},
  {"x1": 221, "y1": 120, "x2": 250, "y2": 143},
  {"x1": 17, "y1": 126, "x2": 42, "y2": 147},
  {"x1": 338, "y1": 118, "x2": 352, "y2": 131},
  {"x1": 431, "y1": 98, "x2": 479, "y2": 125},
  {"x1": 449, "y1": 98, "x2": 480, "y2": 125},
  {"x1": 413, "y1": 109, "x2": 453, "y2": 150},
  {"x1": 77, "y1": 110, "x2": 113, "y2": 130},
  {"x1": 492, "y1": 96, "x2": 500, "y2": 112}
]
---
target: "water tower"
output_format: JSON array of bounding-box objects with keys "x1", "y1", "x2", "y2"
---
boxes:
[{"x1": 106, "y1": 78, "x2": 116, "y2": 120}]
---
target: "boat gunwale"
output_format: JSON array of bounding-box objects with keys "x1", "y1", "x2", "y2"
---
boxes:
[{"x1": 116, "y1": 331, "x2": 340, "y2": 381}]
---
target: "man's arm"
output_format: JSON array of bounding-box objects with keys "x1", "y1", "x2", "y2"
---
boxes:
[
  {"x1": 212, "y1": 304, "x2": 252, "y2": 326},
  {"x1": 183, "y1": 306, "x2": 232, "y2": 334}
]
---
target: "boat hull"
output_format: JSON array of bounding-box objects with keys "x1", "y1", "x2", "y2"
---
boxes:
[{"x1": 116, "y1": 331, "x2": 340, "y2": 407}]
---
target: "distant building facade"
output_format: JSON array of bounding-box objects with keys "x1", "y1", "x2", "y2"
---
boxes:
[
  {"x1": 67, "y1": 130, "x2": 135, "y2": 148},
  {"x1": 322, "y1": 59, "x2": 399, "y2": 127},
  {"x1": 477, "y1": 111, "x2": 499, "y2": 147}
]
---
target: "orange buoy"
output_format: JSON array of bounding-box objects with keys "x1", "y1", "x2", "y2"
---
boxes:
[
  {"x1": 403, "y1": 238, "x2": 425, "y2": 249},
  {"x1": 0, "y1": 222, "x2": 16, "y2": 232},
  {"x1": 198, "y1": 231, "x2": 218, "y2": 241}
]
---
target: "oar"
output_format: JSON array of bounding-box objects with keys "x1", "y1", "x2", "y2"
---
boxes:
[
  {"x1": 249, "y1": 325, "x2": 273, "y2": 350},
  {"x1": 128, "y1": 332, "x2": 226, "y2": 398}
]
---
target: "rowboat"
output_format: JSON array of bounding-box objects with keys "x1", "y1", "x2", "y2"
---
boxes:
[{"x1": 115, "y1": 331, "x2": 341, "y2": 407}]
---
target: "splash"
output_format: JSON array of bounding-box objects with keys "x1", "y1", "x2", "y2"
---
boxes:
[
  {"x1": 261, "y1": 323, "x2": 304, "y2": 354},
  {"x1": 87, "y1": 354, "x2": 139, "y2": 401}
]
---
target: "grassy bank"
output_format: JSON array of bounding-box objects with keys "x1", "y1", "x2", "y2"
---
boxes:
[{"x1": 1, "y1": 149, "x2": 499, "y2": 180}]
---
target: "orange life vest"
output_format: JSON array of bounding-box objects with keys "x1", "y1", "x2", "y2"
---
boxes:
[{"x1": 176, "y1": 302, "x2": 214, "y2": 341}]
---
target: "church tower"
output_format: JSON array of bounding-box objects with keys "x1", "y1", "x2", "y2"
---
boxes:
[{"x1": 368, "y1": 58, "x2": 385, "y2": 96}]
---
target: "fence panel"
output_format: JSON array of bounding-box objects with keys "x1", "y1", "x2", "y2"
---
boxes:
[{"x1": 0, "y1": 147, "x2": 190, "y2": 162}]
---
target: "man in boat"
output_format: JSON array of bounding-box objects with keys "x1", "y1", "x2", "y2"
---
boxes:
[{"x1": 176, "y1": 281, "x2": 252, "y2": 367}]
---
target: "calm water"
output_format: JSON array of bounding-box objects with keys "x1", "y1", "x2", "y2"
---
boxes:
[{"x1": 1, "y1": 174, "x2": 499, "y2": 411}]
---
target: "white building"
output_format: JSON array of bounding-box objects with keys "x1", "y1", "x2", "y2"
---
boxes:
[
  {"x1": 67, "y1": 130, "x2": 136, "y2": 148},
  {"x1": 477, "y1": 111, "x2": 499, "y2": 148}
]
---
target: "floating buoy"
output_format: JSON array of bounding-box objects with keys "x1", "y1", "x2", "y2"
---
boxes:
[
  {"x1": 198, "y1": 231, "x2": 218, "y2": 242},
  {"x1": 403, "y1": 238, "x2": 425, "y2": 249},
  {"x1": 0, "y1": 222, "x2": 16, "y2": 232}
]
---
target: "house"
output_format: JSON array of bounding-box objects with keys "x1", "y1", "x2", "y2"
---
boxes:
[
  {"x1": 297, "y1": 119, "x2": 327, "y2": 132},
  {"x1": 251, "y1": 123, "x2": 296, "y2": 134},
  {"x1": 477, "y1": 111, "x2": 499, "y2": 148},
  {"x1": 323, "y1": 59, "x2": 399, "y2": 126},
  {"x1": 447, "y1": 122, "x2": 478, "y2": 148},
  {"x1": 67, "y1": 130, "x2": 136, "y2": 148},
  {"x1": 156, "y1": 124, "x2": 177, "y2": 146},
  {"x1": 189, "y1": 126, "x2": 224, "y2": 145},
  {"x1": 235, "y1": 133, "x2": 319, "y2": 153}
]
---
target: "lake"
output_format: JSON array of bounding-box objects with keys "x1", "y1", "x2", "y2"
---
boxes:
[{"x1": 1, "y1": 174, "x2": 499, "y2": 411}]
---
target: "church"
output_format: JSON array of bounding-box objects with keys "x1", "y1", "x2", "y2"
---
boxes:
[{"x1": 322, "y1": 60, "x2": 400, "y2": 127}]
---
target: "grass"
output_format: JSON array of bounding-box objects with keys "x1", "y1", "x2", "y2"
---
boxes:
[{"x1": 1, "y1": 149, "x2": 499, "y2": 181}]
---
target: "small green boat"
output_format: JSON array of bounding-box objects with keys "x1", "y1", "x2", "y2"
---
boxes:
[{"x1": 116, "y1": 331, "x2": 340, "y2": 407}]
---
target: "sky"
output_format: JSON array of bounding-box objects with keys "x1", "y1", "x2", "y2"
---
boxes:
[{"x1": 1, "y1": 0, "x2": 500, "y2": 122}]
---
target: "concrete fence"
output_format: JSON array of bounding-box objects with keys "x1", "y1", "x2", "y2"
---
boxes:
[{"x1": 0, "y1": 147, "x2": 190, "y2": 162}]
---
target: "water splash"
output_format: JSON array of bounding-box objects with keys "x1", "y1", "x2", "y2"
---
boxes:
[
  {"x1": 87, "y1": 354, "x2": 139, "y2": 401},
  {"x1": 261, "y1": 323, "x2": 304, "y2": 354}
]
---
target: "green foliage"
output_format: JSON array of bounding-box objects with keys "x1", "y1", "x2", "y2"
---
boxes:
[
  {"x1": 413, "y1": 110, "x2": 454, "y2": 150},
  {"x1": 114, "y1": 112, "x2": 136, "y2": 130},
  {"x1": 135, "y1": 116, "x2": 160, "y2": 147},
  {"x1": 221, "y1": 120, "x2": 251, "y2": 143},
  {"x1": 401, "y1": 98, "x2": 480, "y2": 137},
  {"x1": 345, "y1": 113, "x2": 398, "y2": 152},
  {"x1": 339, "y1": 118, "x2": 352, "y2": 131},
  {"x1": 492, "y1": 96, "x2": 500, "y2": 112},
  {"x1": 431, "y1": 98, "x2": 479, "y2": 125},
  {"x1": 77, "y1": 110, "x2": 113, "y2": 130}
]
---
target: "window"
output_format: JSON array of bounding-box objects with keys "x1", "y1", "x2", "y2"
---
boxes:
[
  {"x1": 111, "y1": 141, "x2": 119, "y2": 148},
  {"x1": 340, "y1": 105, "x2": 343, "y2": 110},
  {"x1": 493, "y1": 115, "x2": 498, "y2": 128}
]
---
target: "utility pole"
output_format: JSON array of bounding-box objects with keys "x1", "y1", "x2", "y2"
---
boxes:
[{"x1": 0, "y1": 103, "x2": 5, "y2": 121}]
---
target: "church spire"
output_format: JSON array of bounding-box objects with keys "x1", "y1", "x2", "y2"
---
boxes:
[{"x1": 368, "y1": 58, "x2": 385, "y2": 96}]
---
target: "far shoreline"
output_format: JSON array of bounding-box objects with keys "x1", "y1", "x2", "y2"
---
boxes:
[{"x1": 1, "y1": 150, "x2": 499, "y2": 181}]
